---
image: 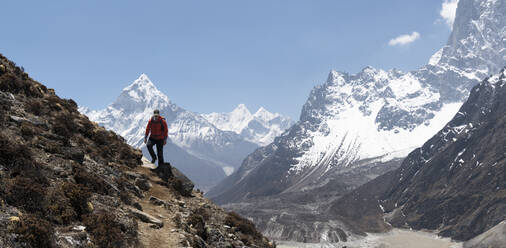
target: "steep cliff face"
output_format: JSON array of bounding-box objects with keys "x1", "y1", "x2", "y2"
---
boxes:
[
  {"x1": 380, "y1": 68, "x2": 506, "y2": 241},
  {"x1": 0, "y1": 54, "x2": 274, "y2": 248},
  {"x1": 329, "y1": 68, "x2": 506, "y2": 242}
]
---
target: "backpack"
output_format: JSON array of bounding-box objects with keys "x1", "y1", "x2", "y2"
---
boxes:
[{"x1": 152, "y1": 116, "x2": 165, "y2": 134}]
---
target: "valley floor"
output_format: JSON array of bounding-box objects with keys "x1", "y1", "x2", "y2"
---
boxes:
[{"x1": 277, "y1": 229, "x2": 462, "y2": 248}]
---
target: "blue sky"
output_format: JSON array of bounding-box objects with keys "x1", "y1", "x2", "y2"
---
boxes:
[{"x1": 1, "y1": 0, "x2": 456, "y2": 120}]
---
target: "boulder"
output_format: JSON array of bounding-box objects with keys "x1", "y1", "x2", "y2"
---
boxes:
[
  {"x1": 171, "y1": 166, "x2": 194, "y2": 197},
  {"x1": 128, "y1": 207, "x2": 163, "y2": 228},
  {"x1": 149, "y1": 196, "x2": 167, "y2": 206},
  {"x1": 135, "y1": 178, "x2": 152, "y2": 191}
]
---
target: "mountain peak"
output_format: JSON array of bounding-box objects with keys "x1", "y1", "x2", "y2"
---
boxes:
[
  {"x1": 232, "y1": 104, "x2": 252, "y2": 116},
  {"x1": 137, "y1": 73, "x2": 151, "y2": 82},
  {"x1": 327, "y1": 70, "x2": 347, "y2": 84},
  {"x1": 254, "y1": 107, "x2": 277, "y2": 120},
  {"x1": 112, "y1": 74, "x2": 170, "y2": 110},
  {"x1": 127, "y1": 73, "x2": 156, "y2": 89}
]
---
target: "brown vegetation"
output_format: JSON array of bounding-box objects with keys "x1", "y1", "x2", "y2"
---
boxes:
[
  {"x1": 83, "y1": 210, "x2": 138, "y2": 248},
  {"x1": 225, "y1": 211, "x2": 264, "y2": 245}
]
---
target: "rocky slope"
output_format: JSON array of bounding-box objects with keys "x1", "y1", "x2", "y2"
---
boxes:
[
  {"x1": 329, "y1": 68, "x2": 506, "y2": 242},
  {"x1": 79, "y1": 74, "x2": 259, "y2": 190},
  {"x1": 208, "y1": 0, "x2": 505, "y2": 243},
  {"x1": 0, "y1": 54, "x2": 274, "y2": 248},
  {"x1": 203, "y1": 104, "x2": 294, "y2": 146}
]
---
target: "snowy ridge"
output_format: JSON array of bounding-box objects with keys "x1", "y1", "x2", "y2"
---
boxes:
[
  {"x1": 291, "y1": 67, "x2": 464, "y2": 174},
  {"x1": 287, "y1": 0, "x2": 505, "y2": 175},
  {"x1": 203, "y1": 104, "x2": 294, "y2": 146},
  {"x1": 79, "y1": 74, "x2": 259, "y2": 179}
]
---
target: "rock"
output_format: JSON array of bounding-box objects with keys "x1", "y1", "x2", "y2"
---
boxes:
[
  {"x1": 149, "y1": 224, "x2": 162, "y2": 229},
  {"x1": 72, "y1": 225, "x2": 86, "y2": 232},
  {"x1": 177, "y1": 200, "x2": 185, "y2": 207},
  {"x1": 86, "y1": 202, "x2": 94, "y2": 213},
  {"x1": 132, "y1": 202, "x2": 143, "y2": 211},
  {"x1": 9, "y1": 115, "x2": 47, "y2": 128},
  {"x1": 152, "y1": 163, "x2": 173, "y2": 181},
  {"x1": 129, "y1": 207, "x2": 163, "y2": 228},
  {"x1": 55, "y1": 231, "x2": 89, "y2": 248},
  {"x1": 9, "y1": 115, "x2": 26, "y2": 123},
  {"x1": 149, "y1": 196, "x2": 167, "y2": 206},
  {"x1": 205, "y1": 227, "x2": 226, "y2": 244},
  {"x1": 124, "y1": 171, "x2": 142, "y2": 180},
  {"x1": 135, "y1": 178, "x2": 152, "y2": 191},
  {"x1": 171, "y1": 166, "x2": 194, "y2": 197},
  {"x1": 64, "y1": 147, "x2": 84, "y2": 164}
]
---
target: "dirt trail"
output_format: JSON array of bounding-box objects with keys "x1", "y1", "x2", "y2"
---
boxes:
[{"x1": 135, "y1": 164, "x2": 182, "y2": 247}]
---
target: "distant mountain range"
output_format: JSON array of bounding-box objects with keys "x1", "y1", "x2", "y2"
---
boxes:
[
  {"x1": 208, "y1": 0, "x2": 506, "y2": 243},
  {"x1": 79, "y1": 75, "x2": 293, "y2": 190},
  {"x1": 204, "y1": 104, "x2": 293, "y2": 147}
]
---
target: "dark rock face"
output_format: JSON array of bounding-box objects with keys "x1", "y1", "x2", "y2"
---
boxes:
[
  {"x1": 329, "y1": 68, "x2": 506, "y2": 241},
  {"x1": 171, "y1": 165, "x2": 195, "y2": 197}
]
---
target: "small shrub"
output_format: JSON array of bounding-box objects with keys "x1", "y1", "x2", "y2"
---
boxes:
[
  {"x1": 92, "y1": 129, "x2": 109, "y2": 146},
  {"x1": 53, "y1": 113, "x2": 75, "y2": 139},
  {"x1": 5, "y1": 176, "x2": 47, "y2": 213},
  {"x1": 13, "y1": 214, "x2": 55, "y2": 248},
  {"x1": 73, "y1": 167, "x2": 110, "y2": 195},
  {"x1": 173, "y1": 214, "x2": 182, "y2": 229},
  {"x1": 224, "y1": 211, "x2": 263, "y2": 243},
  {"x1": 26, "y1": 100, "x2": 44, "y2": 116},
  {"x1": 0, "y1": 135, "x2": 34, "y2": 169},
  {"x1": 79, "y1": 120, "x2": 95, "y2": 139},
  {"x1": 44, "y1": 186, "x2": 77, "y2": 225},
  {"x1": 83, "y1": 211, "x2": 136, "y2": 248},
  {"x1": 194, "y1": 207, "x2": 210, "y2": 221},
  {"x1": 62, "y1": 182, "x2": 92, "y2": 218},
  {"x1": 20, "y1": 122, "x2": 36, "y2": 139},
  {"x1": 188, "y1": 212, "x2": 207, "y2": 240}
]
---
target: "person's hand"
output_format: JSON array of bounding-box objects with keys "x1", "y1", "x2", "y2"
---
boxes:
[
  {"x1": 164, "y1": 139, "x2": 167, "y2": 145},
  {"x1": 144, "y1": 138, "x2": 147, "y2": 144}
]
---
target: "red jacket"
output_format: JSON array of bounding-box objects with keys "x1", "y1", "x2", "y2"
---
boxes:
[{"x1": 145, "y1": 116, "x2": 168, "y2": 140}]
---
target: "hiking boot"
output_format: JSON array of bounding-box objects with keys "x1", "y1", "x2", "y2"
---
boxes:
[{"x1": 151, "y1": 156, "x2": 157, "y2": 163}]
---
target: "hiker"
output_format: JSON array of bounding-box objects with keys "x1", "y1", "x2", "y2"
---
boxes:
[{"x1": 144, "y1": 109, "x2": 168, "y2": 169}]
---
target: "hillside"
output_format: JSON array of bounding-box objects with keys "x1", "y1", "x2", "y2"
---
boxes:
[
  {"x1": 329, "y1": 68, "x2": 506, "y2": 242},
  {"x1": 0, "y1": 54, "x2": 274, "y2": 248}
]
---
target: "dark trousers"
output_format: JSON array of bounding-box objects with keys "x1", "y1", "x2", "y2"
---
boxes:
[{"x1": 147, "y1": 138, "x2": 164, "y2": 166}]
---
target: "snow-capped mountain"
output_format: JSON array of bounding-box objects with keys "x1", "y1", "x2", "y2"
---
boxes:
[
  {"x1": 79, "y1": 74, "x2": 258, "y2": 190},
  {"x1": 203, "y1": 104, "x2": 294, "y2": 146},
  {"x1": 209, "y1": 0, "x2": 505, "y2": 204},
  {"x1": 330, "y1": 67, "x2": 506, "y2": 242}
]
